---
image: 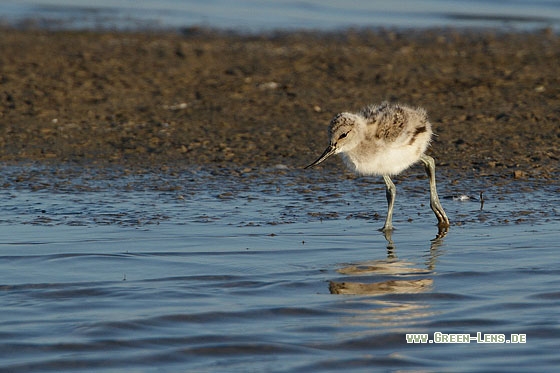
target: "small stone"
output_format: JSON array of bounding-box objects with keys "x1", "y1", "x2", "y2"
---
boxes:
[
  {"x1": 513, "y1": 170, "x2": 527, "y2": 179},
  {"x1": 258, "y1": 81, "x2": 279, "y2": 90}
]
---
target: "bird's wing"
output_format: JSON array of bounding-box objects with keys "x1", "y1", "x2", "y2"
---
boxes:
[{"x1": 365, "y1": 104, "x2": 407, "y2": 142}]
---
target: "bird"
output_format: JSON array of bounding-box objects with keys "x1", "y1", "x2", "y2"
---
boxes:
[{"x1": 305, "y1": 102, "x2": 450, "y2": 232}]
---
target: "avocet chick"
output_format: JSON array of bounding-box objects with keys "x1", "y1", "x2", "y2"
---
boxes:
[{"x1": 306, "y1": 102, "x2": 449, "y2": 231}]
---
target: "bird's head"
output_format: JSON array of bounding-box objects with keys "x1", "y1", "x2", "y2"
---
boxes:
[{"x1": 305, "y1": 112, "x2": 363, "y2": 168}]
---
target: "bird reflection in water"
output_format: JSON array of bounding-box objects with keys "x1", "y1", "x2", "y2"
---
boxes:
[{"x1": 329, "y1": 229, "x2": 446, "y2": 296}]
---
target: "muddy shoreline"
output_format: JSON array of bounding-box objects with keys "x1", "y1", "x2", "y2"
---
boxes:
[{"x1": 0, "y1": 28, "x2": 558, "y2": 180}]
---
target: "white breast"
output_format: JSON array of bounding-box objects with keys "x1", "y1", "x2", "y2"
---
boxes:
[{"x1": 341, "y1": 139, "x2": 429, "y2": 176}]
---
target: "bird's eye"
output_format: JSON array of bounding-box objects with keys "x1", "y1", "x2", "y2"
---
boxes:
[{"x1": 338, "y1": 132, "x2": 348, "y2": 140}]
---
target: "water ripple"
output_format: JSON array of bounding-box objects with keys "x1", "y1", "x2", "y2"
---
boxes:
[{"x1": 0, "y1": 165, "x2": 558, "y2": 371}]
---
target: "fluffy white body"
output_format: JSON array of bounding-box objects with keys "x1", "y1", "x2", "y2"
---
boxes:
[
  {"x1": 306, "y1": 102, "x2": 449, "y2": 231},
  {"x1": 334, "y1": 103, "x2": 431, "y2": 175},
  {"x1": 340, "y1": 133, "x2": 429, "y2": 176}
]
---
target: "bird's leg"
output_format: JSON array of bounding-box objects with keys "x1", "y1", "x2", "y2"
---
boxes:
[
  {"x1": 383, "y1": 229, "x2": 396, "y2": 259},
  {"x1": 382, "y1": 175, "x2": 396, "y2": 231},
  {"x1": 420, "y1": 154, "x2": 450, "y2": 228}
]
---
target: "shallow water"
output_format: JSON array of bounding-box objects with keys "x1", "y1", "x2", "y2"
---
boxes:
[
  {"x1": 1, "y1": 165, "x2": 559, "y2": 372},
  {"x1": 3, "y1": 0, "x2": 560, "y2": 31}
]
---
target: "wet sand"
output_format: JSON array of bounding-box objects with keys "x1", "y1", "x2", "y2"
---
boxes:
[{"x1": 1, "y1": 27, "x2": 558, "y2": 179}]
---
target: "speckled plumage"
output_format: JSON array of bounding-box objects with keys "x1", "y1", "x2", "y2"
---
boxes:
[
  {"x1": 306, "y1": 102, "x2": 449, "y2": 231},
  {"x1": 323, "y1": 102, "x2": 432, "y2": 176}
]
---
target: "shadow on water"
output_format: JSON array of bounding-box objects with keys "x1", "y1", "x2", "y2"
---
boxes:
[{"x1": 329, "y1": 228, "x2": 446, "y2": 296}]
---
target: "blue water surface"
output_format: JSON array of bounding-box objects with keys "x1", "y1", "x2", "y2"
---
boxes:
[
  {"x1": 1, "y1": 0, "x2": 560, "y2": 31},
  {"x1": 0, "y1": 165, "x2": 558, "y2": 372}
]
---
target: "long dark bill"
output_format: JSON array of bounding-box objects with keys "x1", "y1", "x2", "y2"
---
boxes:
[{"x1": 304, "y1": 145, "x2": 336, "y2": 169}]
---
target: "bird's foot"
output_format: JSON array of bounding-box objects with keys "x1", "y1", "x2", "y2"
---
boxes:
[
  {"x1": 380, "y1": 224, "x2": 394, "y2": 233},
  {"x1": 435, "y1": 225, "x2": 449, "y2": 239},
  {"x1": 436, "y1": 216, "x2": 450, "y2": 229}
]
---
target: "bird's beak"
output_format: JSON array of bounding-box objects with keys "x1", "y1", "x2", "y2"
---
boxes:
[{"x1": 305, "y1": 144, "x2": 336, "y2": 169}]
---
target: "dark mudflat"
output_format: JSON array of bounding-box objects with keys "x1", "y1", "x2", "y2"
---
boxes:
[{"x1": 1, "y1": 28, "x2": 558, "y2": 181}]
